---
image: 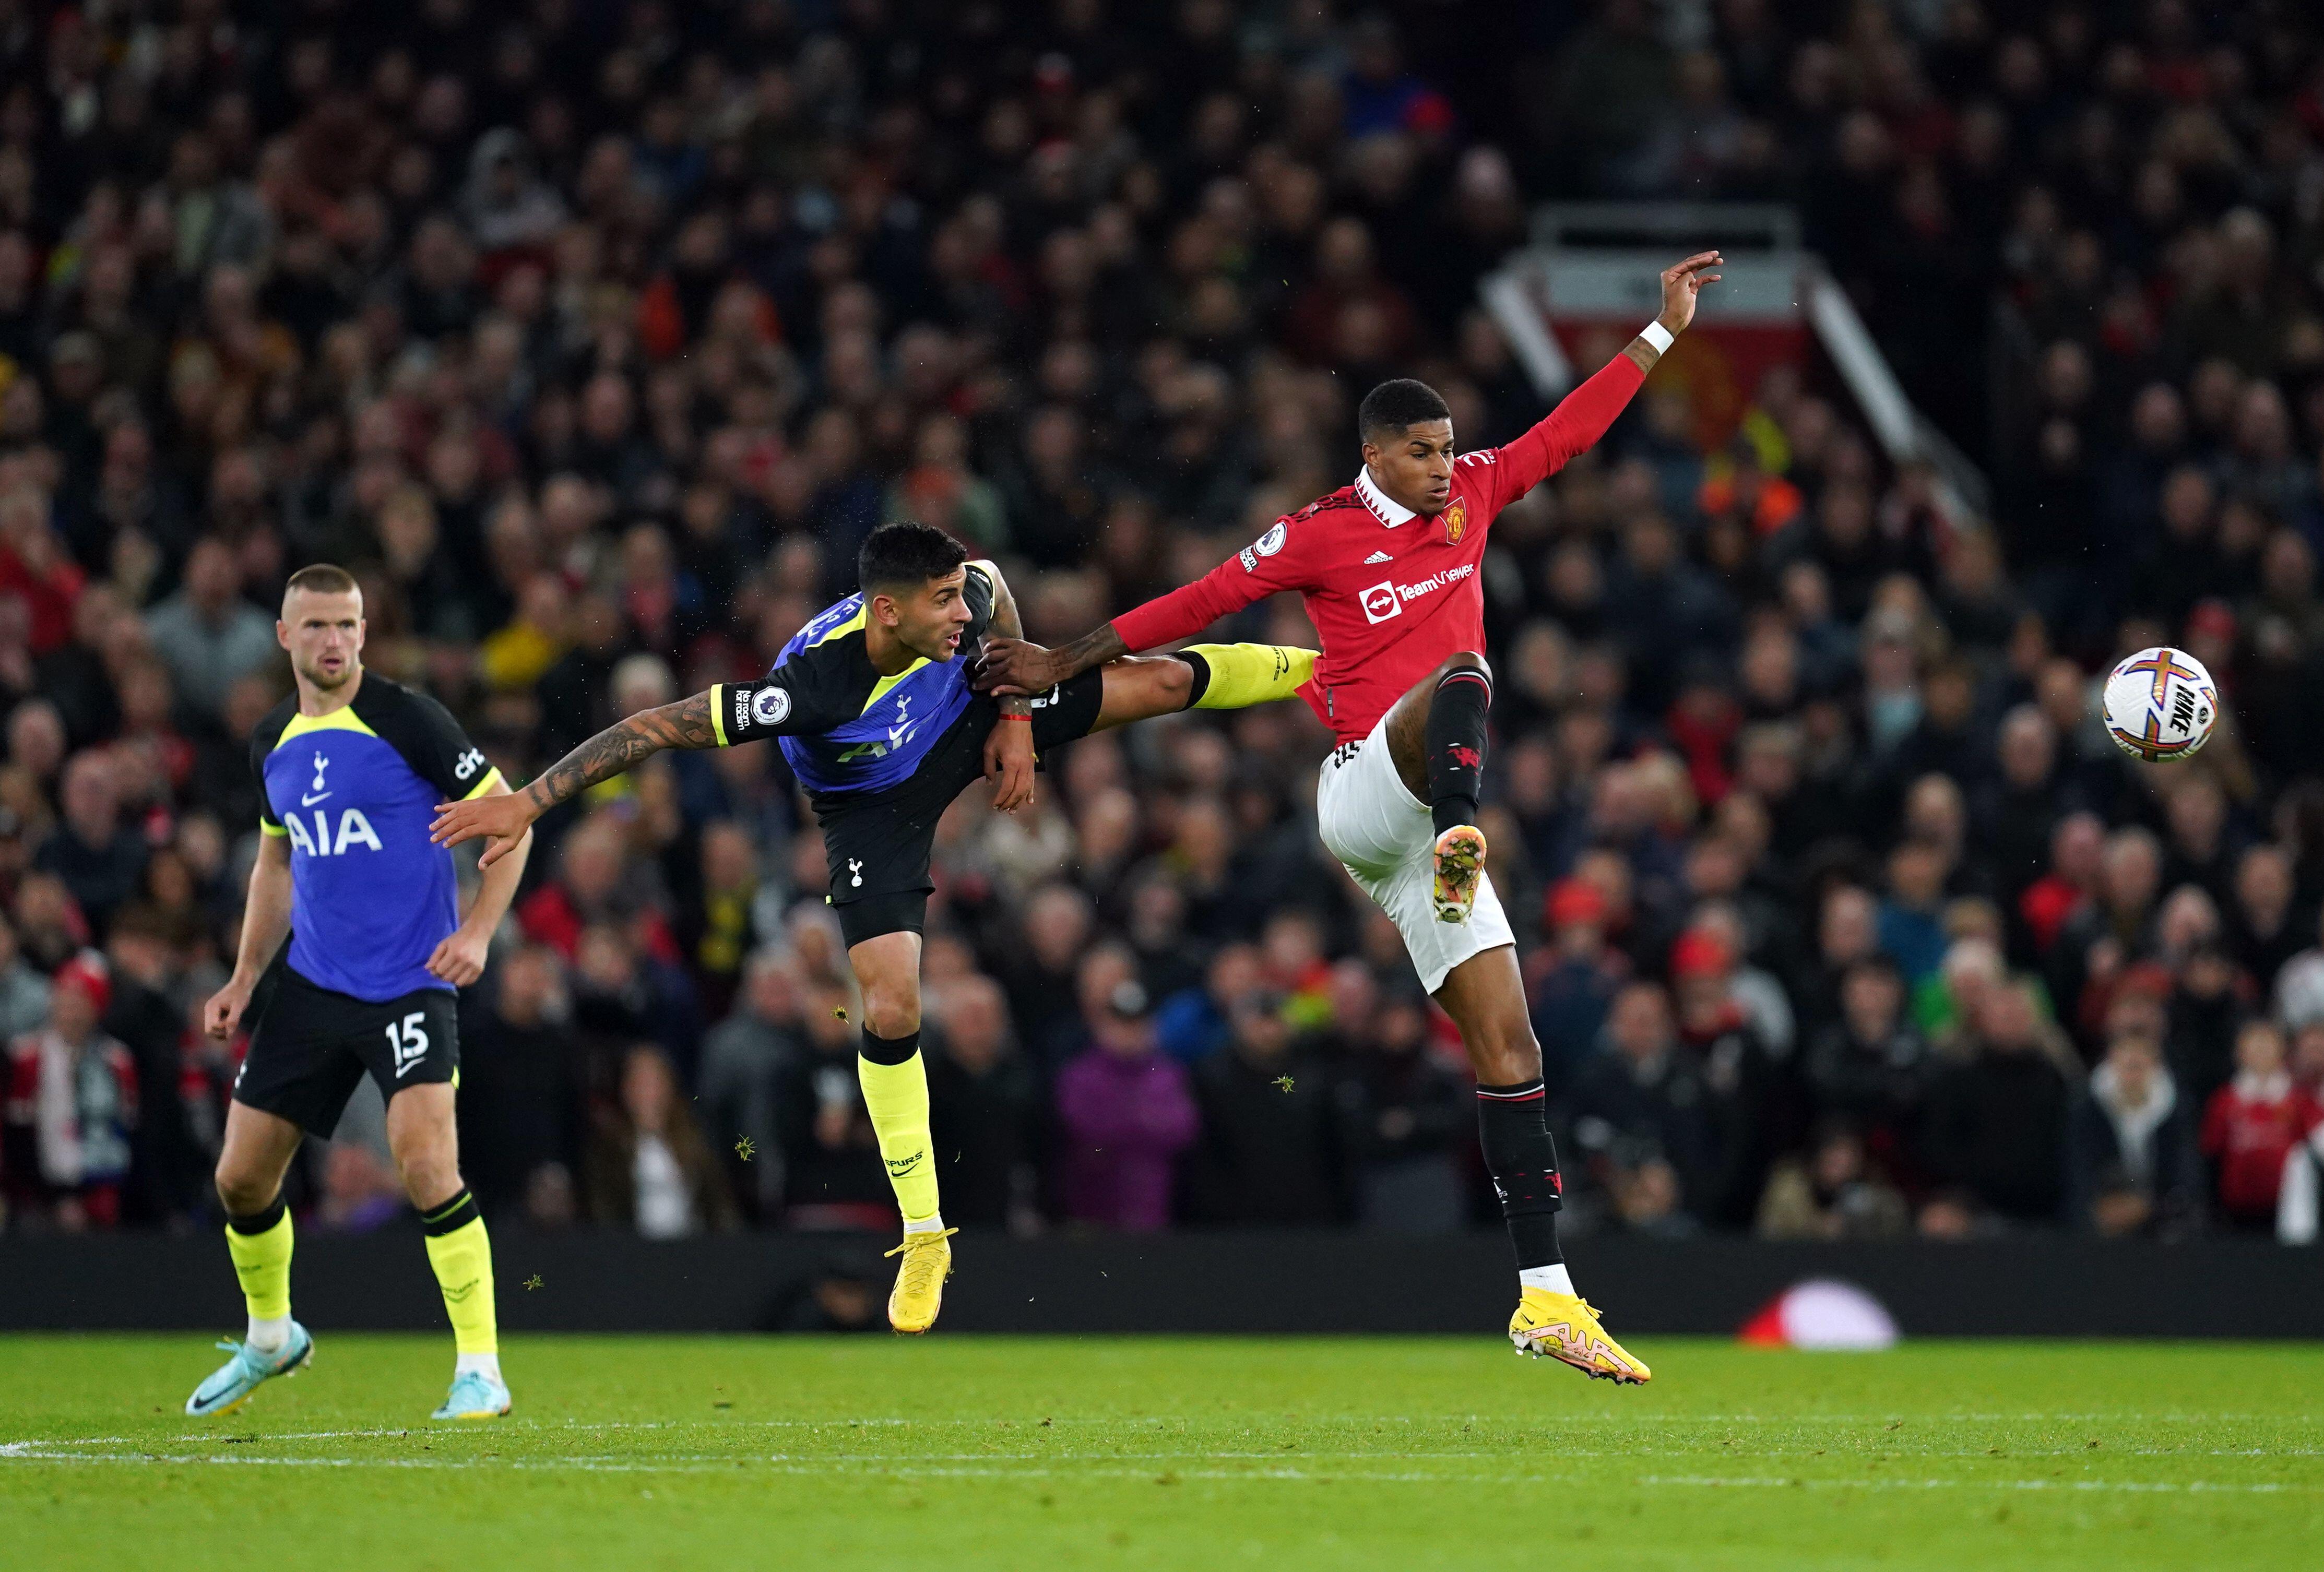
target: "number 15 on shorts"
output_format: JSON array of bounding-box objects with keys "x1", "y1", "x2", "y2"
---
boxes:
[{"x1": 385, "y1": 1011, "x2": 431, "y2": 1079}]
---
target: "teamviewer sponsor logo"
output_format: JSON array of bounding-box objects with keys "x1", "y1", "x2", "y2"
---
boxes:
[{"x1": 1360, "y1": 580, "x2": 1402, "y2": 624}]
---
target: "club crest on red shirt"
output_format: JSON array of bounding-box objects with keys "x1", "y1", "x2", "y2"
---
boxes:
[{"x1": 1441, "y1": 500, "x2": 1466, "y2": 544}]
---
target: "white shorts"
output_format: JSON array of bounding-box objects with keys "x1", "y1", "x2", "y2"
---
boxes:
[{"x1": 1317, "y1": 714, "x2": 1514, "y2": 995}]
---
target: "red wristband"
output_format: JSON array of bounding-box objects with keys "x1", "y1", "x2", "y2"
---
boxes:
[{"x1": 1001, "y1": 713, "x2": 1032, "y2": 723}]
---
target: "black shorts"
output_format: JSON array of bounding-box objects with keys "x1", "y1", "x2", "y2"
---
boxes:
[
  {"x1": 820, "y1": 669, "x2": 1105, "y2": 949},
  {"x1": 233, "y1": 966, "x2": 461, "y2": 1138}
]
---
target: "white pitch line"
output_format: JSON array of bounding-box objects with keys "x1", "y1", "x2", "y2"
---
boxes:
[
  {"x1": 6, "y1": 1444, "x2": 2320, "y2": 1494},
  {"x1": 2, "y1": 1452, "x2": 2316, "y2": 1495}
]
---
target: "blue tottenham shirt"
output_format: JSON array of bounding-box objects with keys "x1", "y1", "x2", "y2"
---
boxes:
[
  {"x1": 252, "y1": 674, "x2": 501, "y2": 1001},
  {"x1": 708, "y1": 564, "x2": 994, "y2": 800}
]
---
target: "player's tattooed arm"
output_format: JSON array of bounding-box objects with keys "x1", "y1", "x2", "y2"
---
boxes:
[
  {"x1": 525, "y1": 692, "x2": 720, "y2": 812},
  {"x1": 429, "y1": 691, "x2": 720, "y2": 866},
  {"x1": 976, "y1": 622, "x2": 1127, "y2": 697},
  {"x1": 971, "y1": 561, "x2": 1038, "y2": 811}
]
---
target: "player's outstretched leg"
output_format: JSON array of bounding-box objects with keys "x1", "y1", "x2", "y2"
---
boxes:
[
  {"x1": 1090, "y1": 644, "x2": 1317, "y2": 729},
  {"x1": 389, "y1": 1083, "x2": 510, "y2": 1419},
  {"x1": 850, "y1": 931, "x2": 956, "y2": 1332},
  {"x1": 188, "y1": 1104, "x2": 314, "y2": 1418},
  {"x1": 1434, "y1": 950, "x2": 1650, "y2": 1385}
]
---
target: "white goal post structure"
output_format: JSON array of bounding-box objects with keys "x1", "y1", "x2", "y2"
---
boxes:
[{"x1": 1480, "y1": 201, "x2": 1991, "y2": 530}]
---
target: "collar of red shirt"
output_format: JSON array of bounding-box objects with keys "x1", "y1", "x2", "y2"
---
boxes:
[{"x1": 1354, "y1": 465, "x2": 1415, "y2": 527}]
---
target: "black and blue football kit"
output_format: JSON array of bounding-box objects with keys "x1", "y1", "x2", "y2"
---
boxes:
[
  {"x1": 709, "y1": 564, "x2": 1104, "y2": 947},
  {"x1": 235, "y1": 675, "x2": 503, "y2": 1137}
]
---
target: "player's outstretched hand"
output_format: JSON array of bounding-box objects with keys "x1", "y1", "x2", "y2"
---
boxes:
[
  {"x1": 985, "y1": 715, "x2": 1037, "y2": 812},
  {"x1": 203, "y1": 976, "x2": 254, "y2": 1041},
  {"x1": 1656, "y1": 251, "x2": 1723, "y2": 335},
  {"x1": 431, "y1": 791, "x2": 537, "y2": 869},
  {"x1": 974, "y1": 636, "x2": 1063, "y2": 697},
  {"x1": 426, "y1": 925, "x2": 493, "y2": 987}
]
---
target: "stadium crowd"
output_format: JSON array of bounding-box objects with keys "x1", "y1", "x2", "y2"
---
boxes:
[{"x1": 5, "y1": 0, "x2": 2324, "y2": 1247}]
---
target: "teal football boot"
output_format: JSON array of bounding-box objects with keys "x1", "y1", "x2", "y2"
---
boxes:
[
  {"x1": 184, "y1": 1324, "x2": 314, "y2": 1418},
  {"x1": 432, "y1": 1368, "x2": 512, "y2": 1420}
]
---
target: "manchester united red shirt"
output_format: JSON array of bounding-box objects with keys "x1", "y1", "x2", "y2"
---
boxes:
[{"x1": 1110, "y1": 354, "x2": 1649, "y2": 743}]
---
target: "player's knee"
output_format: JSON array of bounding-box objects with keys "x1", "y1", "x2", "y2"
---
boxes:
[
  {"x1": 1438, "y1": 650, "x2": 1491, "y2": 684},
  {"x1": 396, "y1": 1153, "x2": 464, "y2": 1212},
  {"x1": 1156, "y1": 654, "x2": 1194, "y2": 710},
  {"x1": 861, "y1": 980, "x2": 922, "y2": 1039},
  {"x1": 214, "y1": 1166, "x2": 275, "y2": 1217},
  {"x1": 1473, "y1": 1013, "x2": 1542, "y2": 1082}
]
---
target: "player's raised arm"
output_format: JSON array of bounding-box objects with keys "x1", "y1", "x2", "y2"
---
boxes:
[
  {"x1": 977, "y1": 514, "x2": 1310, "y2": 694},
  {"x1": 1474, "y1": 251, "x2": 1722, "y2": 511}
]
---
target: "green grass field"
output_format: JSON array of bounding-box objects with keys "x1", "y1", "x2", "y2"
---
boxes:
[{"x1": 4, "y1": 1335, "x2": 2317, "y2": 1570}]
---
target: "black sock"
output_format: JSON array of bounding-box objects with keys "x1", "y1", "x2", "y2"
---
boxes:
[
  {"x1": 859, "y1": 1025, "x2": 921, "y2": 1066},
  {"x1": 418, "y1": 1187, "x2": 480, "y2": 1235},
  {"x1": 227, "y1": 1194, "x2": 287, "y2": 1234},
  {"x1": 1427, "y1": 665, "x2": 1491, "y2": 836},
  {"x1": 1477, "y1": 1080, "x2": 1563, "y2": 1269},
  {"x1": 1175, "y1": 649, "x2": 1212, "y2": 708}
]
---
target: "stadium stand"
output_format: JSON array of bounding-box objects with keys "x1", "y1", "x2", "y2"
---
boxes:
[{"x1": 4, "y1": 0, "x2": 2324, "y2": 1250}]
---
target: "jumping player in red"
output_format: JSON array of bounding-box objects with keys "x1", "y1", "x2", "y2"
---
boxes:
[{"x1": 980, "y1": 251, "x2": 1723, "y2": 1382}]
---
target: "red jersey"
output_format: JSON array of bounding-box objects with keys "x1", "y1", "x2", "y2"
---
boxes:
[
  {"x1": 2200, "y1": 1071, "x2": 2323, "y2": 1219},
  {"x1": 1110, "y1": 355, "x2": 1648, "y2": 743}
]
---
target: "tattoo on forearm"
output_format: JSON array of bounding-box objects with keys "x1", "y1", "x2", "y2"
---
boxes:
[
  {"x1": 523, "y1": 692, "x2": 718, "y2": 812},
  {"x1": 1056, "y1": 624, "x2": 1128, "y2": 679}
]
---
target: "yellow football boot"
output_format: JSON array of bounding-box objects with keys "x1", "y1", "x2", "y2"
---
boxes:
[
  {"x1": 1509, "y1": 1289, "x2": 1651, "y2": 1384},
  {"x1": 1431, "y1": 825, "x2": 1487, "y2": 924},
  {"x1": 884, "y1": 1228, "x2": 958, "y2": 1333}
]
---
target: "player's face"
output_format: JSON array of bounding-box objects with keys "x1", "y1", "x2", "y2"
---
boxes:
[
  {"x1": 881, "y1": 566, "x2": 975, "y2": 662},
  {"x1": 278, "y1": 588, "x2": 366, "y2": 691},
  {"x1": 1362, "y1": 419, "x2": 1456, "y2": 516}
]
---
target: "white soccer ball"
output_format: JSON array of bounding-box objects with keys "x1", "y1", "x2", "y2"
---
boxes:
[{"x1": 2101, "y1": 646, "x2": 2219, "y2": 763}]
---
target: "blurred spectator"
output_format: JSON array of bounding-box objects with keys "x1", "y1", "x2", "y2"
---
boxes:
[
  {"x1": 1187, "y1": 992, "x2": 1343, "y2": 1225},
  {"x1": 696, "y1": 949, "x2": 801, "y2": 1224},
  {"x1": 2065, "y1": 1031, "x2": 2203, "y2": 1237},
  {"x1": 583, "y1": 1045, "x2": 736, "y2": 1238},
  {"x1": 1568, "y1": 981, "x2": 1715, "y2": 1232},
  {"x1": 1803, "y1": 956, "x2": 1932, "y2": 1158},
  {"x1": 1919, "y1": 983, "x2": 2072, "y2": 1231},
  {"x1": 141, "y1": 537, "x2": 277, "y2": 719},
  {"x1": 1756, "y1": 1120, "x2": 1910, "y2": 1240},
  {"x1": 463, "y1": 944, "x2": 582, "y2": 1217},
  {"x1": 1054, "y1": 981, "x2": 1198, "y2": 1232},
  {"x1": 925, "y1": 975, "x2": 1041, "y2": 1234},
  {"x1": 1528, "y1": 877, "x2": 1626, "y2": 1089},
  {"x1": 35, "y1": 752, "x2": 146, "y2": 932},
  {"x1": 2200, "y1": 1020, "x2": 2323, "y2": 1233},
  {"x1": 777, "y1": 993, "x2": 891, "y2": 1229},
  {"x1": 1332, "y1": 991, "x2": 1470, "y2": 1231},
  {"x1": 2, "y1": 954, "x2": 137, "y2": 1228}
]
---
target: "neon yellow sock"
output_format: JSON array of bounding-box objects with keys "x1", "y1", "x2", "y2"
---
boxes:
[
  {"x1": 858, "y1": 1049, "x2": 941, "y2": 1223},
  {"x1": 420, "y1": 1195, "x2": 497, "y2": 1356},
  {"x1": 225, "y1": 1208, "x2": 293, "y2": 1323},
  {"x1": 1185, "y1": 644, "x2": 1317, "y2": 709}
]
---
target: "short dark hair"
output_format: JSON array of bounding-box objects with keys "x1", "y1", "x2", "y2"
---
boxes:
[
  {"x1": 1358, "y1": 378, "x2": 1450, "y2": 444},
  {"x1": 859, "y1": 520, "x2": 968, "y2": 594},
  {"x1": 283, "y1": 563, "x2": 359, "y2": 600}
]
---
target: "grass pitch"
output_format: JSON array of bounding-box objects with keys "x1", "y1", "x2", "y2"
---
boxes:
[{"x1": 4, "y1": 1335, "x2": 2318, "y2": 1570}]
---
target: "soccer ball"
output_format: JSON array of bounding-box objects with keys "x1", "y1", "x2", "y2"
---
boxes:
[{"x1": 2101, "y1": 646, "x2": 2219, "y2": 763}]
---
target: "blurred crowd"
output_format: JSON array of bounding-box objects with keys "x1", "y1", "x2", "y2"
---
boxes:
[{"x1": 6, "y1": 1, "x2": 2324, "y2": 1247}]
